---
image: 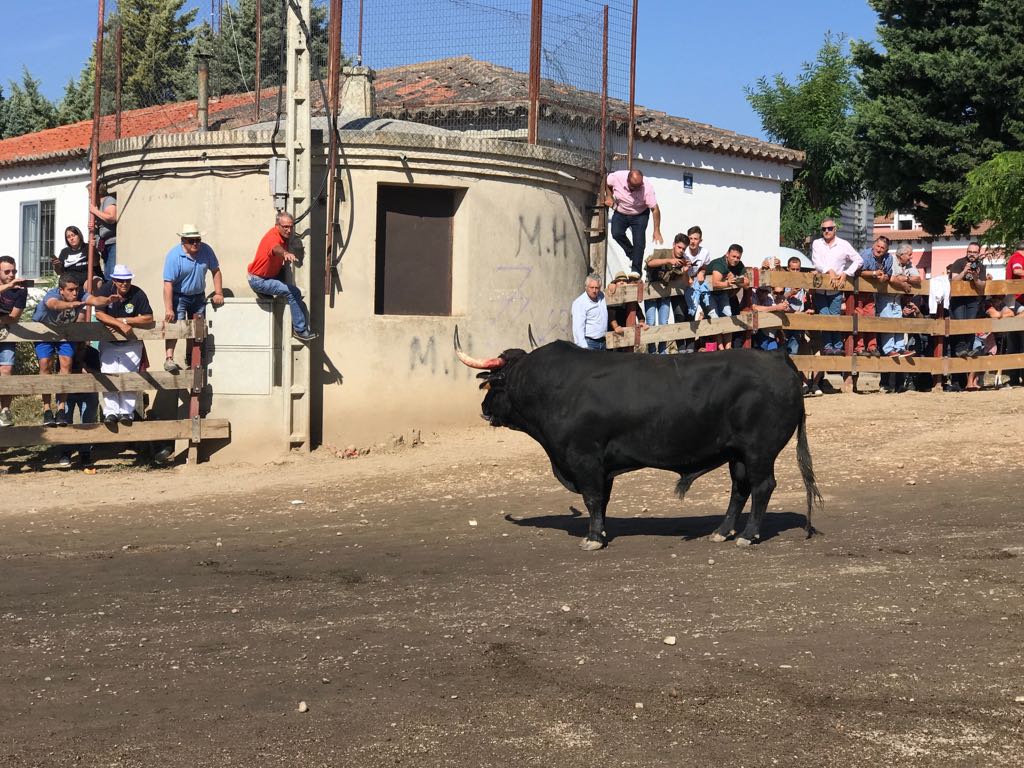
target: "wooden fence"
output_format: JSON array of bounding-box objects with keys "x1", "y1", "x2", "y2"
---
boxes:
[
  {"x1": 604, "y1": 267, "x2": 1024, "y2": 380},
  {"x1": 0, "y1": 319, "x2": 229, "y2": 463}
]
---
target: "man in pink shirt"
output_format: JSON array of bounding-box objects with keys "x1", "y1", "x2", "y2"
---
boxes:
[
  {"x1": 810, "y1": 217, "x2": 862, "y2": 356},
  {"x1": 604, "y1": 169, "x2": 664, "y2": 274}
]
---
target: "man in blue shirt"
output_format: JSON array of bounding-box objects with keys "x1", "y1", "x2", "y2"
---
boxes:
[
  {"x1": 162, "y1": 224, "x2": 223, "y2": 373},
  {"x1": 854, "y1": 235, "x2": 891, "y2": 357},
  {"x1": 571, "y1": 274, "x2": 609, "y2": 350}
]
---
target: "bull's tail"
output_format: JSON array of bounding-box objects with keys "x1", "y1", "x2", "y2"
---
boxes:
[{"x1": 796, "y1": 408, "x2": 823, "y2": 538}]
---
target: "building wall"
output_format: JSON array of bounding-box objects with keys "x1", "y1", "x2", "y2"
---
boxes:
[
  {"x1": 602, "y1": 140, "x2": 794, "y2": 279},
  {"x1": 99, "y1": 129, "x2": 598, "y2": 458},
  {"x1": 0, "y1": 159, "x2": 89, "y2": 274}
]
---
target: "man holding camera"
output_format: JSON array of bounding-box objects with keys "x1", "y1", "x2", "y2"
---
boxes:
[{"x1": 947, "y1": 243, "x2": 985, "y2": 360}]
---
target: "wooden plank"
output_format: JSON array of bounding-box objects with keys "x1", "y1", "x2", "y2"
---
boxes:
[
  {"x1": 0, "y1": 418, "x2": 230, "y2": 449},
  {"x1": 793, "y1": 353, "x2": 1024, "y2": 375},
  {"x1": 759, "y1": 270, "x2": 1024, "y2": 297},
  {"x1": 855, "y1": 316, "x2": 943, "y2": 334},
  {"x1": 2, "y1": 320, "x2": 199, "y2": 342},
  {"x1": 605, "y1": 312, "x2": 769, "y2": 349},
  {"x1": 604, "y1": 277, "x2": 691, "y2": 307},
  {"x1": 0, "y1": 370, "x2": 195, "y2": 396}
]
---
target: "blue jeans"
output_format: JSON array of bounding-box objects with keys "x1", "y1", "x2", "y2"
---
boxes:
[
  {"x1": 877, "y1": 297, "x2": 905, "y2": 354},
  {"x1": 645, "y1": 297, "x2": 670, "y2": 354},
  {"x1": 66, "y1": 392, "x2": 99, "y2": 424},
  {"x1": 173, "y1": 292, "x2": 207, "y2": 320},
  {"x1": 585, "y1": 337, "x2": 606, "y2": 350},
  {"x1": 707, "y1": 292, "x2": 733, "y2": 319},
  {"x1": 949, "y1": 297, "x2": 980, "y2": 357},
  {"x1": 248, "y1": 274, "x2": 311, "y2": 333},
  {"x1": 813, "y1": 291, "x2": 844, "y2": 352},
  {"x1": 685, "y1": 280, "x2": 710, "y2": 317},
  {"x1": 610, "y1": 209, "x2": 650, "y2": 274},
  {"x1": 102, "y1": 242, "x2": 116, "y2": 276}
]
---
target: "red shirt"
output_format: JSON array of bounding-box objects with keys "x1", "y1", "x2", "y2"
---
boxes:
[
  {"x1": 1007, "y1": 251, "x2": 1024, "y2": 303},
  {"x1": 248, "y1": 227, "x2": 287, "y2": 278}
]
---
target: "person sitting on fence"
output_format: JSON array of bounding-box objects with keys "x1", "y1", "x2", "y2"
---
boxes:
[
  {"x1": 682, "y1": 226, "x2": 713, "y2": 326},
  {"x1": 1002, "y1": 246, "x2": 1024, "y2": 387},
  {"x1": 603, "y1": 168, "x2": 663, "y2": 276},
  {"x1": 751, "y1": 284, "x2": 794, "y2": 352},
  {"x1": 878, "y1": 243, "x2": 919, "y2": 359},
  {"x1": 811, "y1": 217, "x2": 862, "y2": 355},
  {"x1": 162, "y1": 224, "x2": 223, "y2": 373},
  {"x1": 94, "y1": 265, "x2": 154, "y2": 426},
  {"x1": 707, "y1": 244, "x2": 748, "y2": 351},
  {"x1": 59, "y1": 345, "x2": 100, "y2": 467},
  {"x1": 32, "y1": 272, "x2": 111, "y2": 427},
  {"x1": 854, "y1": 235, "x2": 891, "y2": 357},
  {"x1": 247, "y1": 211, "x2": 318, "y2": 343},
  {"x1": 642, "y1": 233, "x2": 689, "y2": 354},
  {"x1": 0, "y1": 255, "x2": 30, "y2": 428},
  {"x1": 572, "y1": 274, "x2": 609, "y2": 350}
]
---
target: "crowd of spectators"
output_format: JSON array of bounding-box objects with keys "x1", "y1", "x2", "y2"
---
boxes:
[
  {"x1": 573, "y1": 213, "x2": 1024, "y2": 396},
  {"x1": 0, "y1": 210, "x2": 316, "y2": 466}
]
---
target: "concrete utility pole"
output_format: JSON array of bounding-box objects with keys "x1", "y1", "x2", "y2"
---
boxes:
[{"x1": 285, "y1": 0, "x2": 312, "y2": 452}]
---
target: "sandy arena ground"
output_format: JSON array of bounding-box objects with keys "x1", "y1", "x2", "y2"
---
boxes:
[{"x1": 1, "y1": 386, "x2": 1023, "y2": 767}]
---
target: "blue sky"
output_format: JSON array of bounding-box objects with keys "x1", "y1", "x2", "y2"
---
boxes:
[{"x1": 3, "y1": 0, "x2": 880, "y2": 141}]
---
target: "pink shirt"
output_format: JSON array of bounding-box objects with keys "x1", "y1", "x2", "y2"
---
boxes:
[
  {"x1": 607, "y1": 170, "x2": 657, "y2": 215},
  {"x1": 811, "y1": 235, "x2": 862, "y2": 277}
]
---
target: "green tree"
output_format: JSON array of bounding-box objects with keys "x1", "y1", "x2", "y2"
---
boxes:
[
  {"x1": 3, "y1": 68, "x2": 57, "y2": 138},
  {"x1": 57, "y1": 57, "x2": 95, "y2": 125},
  {"x1": 950, "y1": 151, "x2": 1024, "y2": 247},
  {"x1": 746, "y1": 34, "x2": 862, "y2": 249},
  {"x1": 120, "y1": 0, "x2": 197, "y2": 108},
  {"x1": 0, "y1": 85, "x2": 7, "y2": 139},
  {"x1": 206, "y1": 0, "x2": 331, "y2": 98},
  {"x1": 852, "y1": 0, "x2": 1024, "y2": 235}
]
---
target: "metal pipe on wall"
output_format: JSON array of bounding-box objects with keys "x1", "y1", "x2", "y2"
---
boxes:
[
  {"x1": 86, "y1": 0, "x2": 105, "y2": 293},
  {"x1": 358, "y1": 0, "x2": 364, "y2": 65},
  {"x1": 197, "y1": 55, "x2": 210, "y2": 132},
  {"x1": 627, "y1": 0, "x2": 638, "y2": 169},
  {"x1": 527, "y1": 0, "x2": 543, "y2": 144},
  {"x1": 324, "y1": 0, "x2": 342, "y2": 295},
  {"x1": 600, "y1": 5, "x2": 608, "y2": 180},
  {"x1": 254, "y1": 0, "x2": 262, "y2": 119},
  {"x1": 115, "y1": 23, "x2": 122, "y2": 139}
]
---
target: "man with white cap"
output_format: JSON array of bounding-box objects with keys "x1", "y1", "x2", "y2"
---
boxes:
[
  {"x1": 94, "y1": 264, "x2": 154, "y2": 425},
  {"x1": 162, "y1": 224, "x2": 223, "y2": 373}
]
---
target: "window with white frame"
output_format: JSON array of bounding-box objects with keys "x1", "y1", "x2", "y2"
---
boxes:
[{"x1": 19, "y1": 200, "x2": 56, "y2": 279}]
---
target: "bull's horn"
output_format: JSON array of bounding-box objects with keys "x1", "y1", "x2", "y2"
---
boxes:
[
  {"x1": 453, "y1": 326, "x2": 506, "y2": 370},
  {"x1": 527, "y1": 324, "x2": 538, "y2": 350}
]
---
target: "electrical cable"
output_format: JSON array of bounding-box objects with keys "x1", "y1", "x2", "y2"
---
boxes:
[{"x1": 270, "y1": 0, "x2": 288, "y2": 158}]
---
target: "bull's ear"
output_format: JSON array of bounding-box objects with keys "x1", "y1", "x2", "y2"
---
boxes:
[{"x1": 476, "y1": 371, "x2": 490, "y2": 380}]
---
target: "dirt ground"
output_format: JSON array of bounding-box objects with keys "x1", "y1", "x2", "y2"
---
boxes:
[{"x1": 2, "y1": 384, "x2": 1023, "y2": 767}]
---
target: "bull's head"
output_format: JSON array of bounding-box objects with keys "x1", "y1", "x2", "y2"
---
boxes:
[{"x1": 454, "y1": 326, "x2": 530, "y2": 429}]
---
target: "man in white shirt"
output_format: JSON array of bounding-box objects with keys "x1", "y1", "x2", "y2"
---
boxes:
[
  {"x1": 810, "y1": 217, "x2": 862, "y2": 356},
  {"x1": 571, "y1": 274, "x2": 609, "y2": 350}
]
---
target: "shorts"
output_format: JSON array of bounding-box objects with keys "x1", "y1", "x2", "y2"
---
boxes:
[
  {"x1": 0, "y1": 341, "x2": 15, "y2": 367},
  {"x1": 173, "y1": 292, "x2": 207, "y2": 321},
  {"x1": 35, "y1": 341, "x2": 76, "y2": 360}
]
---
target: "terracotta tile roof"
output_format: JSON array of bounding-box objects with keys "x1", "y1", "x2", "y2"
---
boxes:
[
  {"x1": 371, "y1": 57, "x2": 804, "y2": 165},
  {"x1": 0, "y1": 91, "x2": 260, "y2": 168},
  {"x1": 875, "y1": 221, "x2": 992, "y2": 242}
]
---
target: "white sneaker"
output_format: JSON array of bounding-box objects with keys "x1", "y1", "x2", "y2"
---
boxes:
[{"x1": 0, "y1": 407, "x2": 12, "y2": 427}]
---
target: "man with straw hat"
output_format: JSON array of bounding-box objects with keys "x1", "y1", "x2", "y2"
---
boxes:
[{"x1": 162, "y1": 224, "x2": 223, "y2": 373}]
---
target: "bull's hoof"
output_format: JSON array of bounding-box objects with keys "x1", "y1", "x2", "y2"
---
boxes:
[
  {"x1": 709, "y1": 532, "x2": 728, "y2": 543},
  {"x1": 580, "y1": 538, "x2": 604, "y2": 551},
  {"x1": 735, "y1": 537, "x2": 754, "y2": 548}
]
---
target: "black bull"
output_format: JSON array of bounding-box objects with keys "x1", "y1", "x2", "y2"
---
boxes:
[{"x1": 456, "y1": 331, "x2": 822, "y2": 549}]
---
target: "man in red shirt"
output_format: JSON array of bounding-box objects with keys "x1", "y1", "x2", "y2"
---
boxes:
[
  {"x1": 247, "y1": 212, "x2": 317, "y2": 342},
  {"x1": 1004, "y1": 248, "x2": 1024, "y2": 385}
]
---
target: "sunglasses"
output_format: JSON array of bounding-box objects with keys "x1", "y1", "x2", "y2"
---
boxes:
[
  {"x1": 112, "y1": 277, "x2": 131, "y2": 284},
  {"x1": 182, "y1": 237, "x2": 201, "y2": 245},
  {"x1": 821, "y1": 226, "x2": 835, "y2": 232}
]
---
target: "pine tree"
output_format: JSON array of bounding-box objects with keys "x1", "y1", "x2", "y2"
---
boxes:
[
  {"x1": 3, "y1": 68, "x2": 57, "y2": 138},
  {"x1": 57, "y1": 58, "x2": 95, "y2": 126},
  {"x1": 852, "y1": 0, "x2": 1024, "y2": 234},
  {"x1": 120, "y1": 0, "x2": 197, "y2": 108},
  {"x1": 0, "y1": 85, "x2": 7, "y2": 139}
]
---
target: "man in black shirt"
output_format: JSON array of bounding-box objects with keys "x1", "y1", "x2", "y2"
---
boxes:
[{"x1": 94, "y1": 264, "x2": 153, "y2": 425}]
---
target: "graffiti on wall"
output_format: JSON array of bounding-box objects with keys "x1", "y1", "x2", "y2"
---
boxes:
[{"x1": 516, "y1": 215, "x2": 570, "y2": 260}]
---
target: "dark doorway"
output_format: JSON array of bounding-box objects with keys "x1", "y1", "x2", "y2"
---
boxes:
[{"x1": 375, "y1": 185, "x2": 458, "y2": 315}]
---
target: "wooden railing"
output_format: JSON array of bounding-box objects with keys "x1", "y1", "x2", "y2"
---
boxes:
[
  {"x1": 0, "y1": 319, "x2": 229, "y2": 463},
  {"x1": 604, "y1": 268, "x2": 1024, "y2": 377}
]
